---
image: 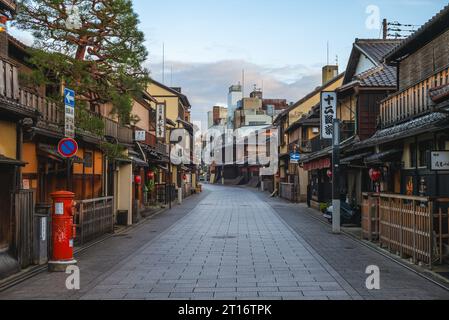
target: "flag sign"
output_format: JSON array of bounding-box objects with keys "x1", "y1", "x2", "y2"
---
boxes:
[
  {"x1": 321, "y1": 91, "x2": 337, "y2": 140},
  {"x1": 58, "y1": 138, "x2": 78, "y2": 158},
  {"x1": 64, "y1": 88, "x2": 76, "y2": 138}
]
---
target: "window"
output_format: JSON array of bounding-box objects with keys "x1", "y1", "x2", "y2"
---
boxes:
[
  {"x1": 84, "y1": 151, "x2": 93, "y2": 168},
  {"x1": 410, "y1": 143, "x2": 417, "y2": 168},
  {"x1": 439, "y1": 137, "x2": 448, "y2": 150},
  {"x1": 419, "y1": 140, "x2": 433, "y2": 167}
]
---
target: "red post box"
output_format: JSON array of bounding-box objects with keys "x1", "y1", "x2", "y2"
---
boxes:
[{"x1": 48, "y1": 191, "x2": 77, "y2": 272}]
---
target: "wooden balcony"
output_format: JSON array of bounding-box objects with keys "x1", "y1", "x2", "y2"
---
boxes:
[
  {"x1": 0, "y1": 0, "x2": 17, "y2": 13},
  {"x1": 156, "y1": 141, "x2": 168, "y2": 156},
  {"x1": 0, "y1": 56, "x2": 137, "y2": 145},
  {"x1": 0, "y1": 57, "x2": 61, "y2": 124},
  {"x1": 103, "y1": 116, "x2": 134, "y2": 144},
  {"x1": 134, "y1": 128, "x2": 156, "y2": 148},
  {"x1": 118, "y1": 125, "x2": 133, "y2": 144},
  {"x1": 380, "y1": 66, "x2": 449, "y2": 128}
]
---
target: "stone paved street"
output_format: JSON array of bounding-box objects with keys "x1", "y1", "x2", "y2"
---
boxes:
[{"x1": 1, "y1": 185, "x2": 449, "y2": 300}]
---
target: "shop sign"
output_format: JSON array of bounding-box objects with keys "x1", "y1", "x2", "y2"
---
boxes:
[
  {"x1": 156, "y1": 103, "x2": 166, "y2": 140},
  {"x1": 430, "y1": 151, "x2": 449, "y2": 171},
  {"x1": 321, "y1": 92, "x2": 337, "y2": 139}
]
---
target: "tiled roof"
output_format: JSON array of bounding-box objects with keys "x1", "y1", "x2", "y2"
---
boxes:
[
  {"x1": 352, "y1": 112, "x2": 449, "y2": 150},
  {"x1": 357, "y1": 65, "x2": 397, "y2": 87},
  {"x1": 343, "y1": 39, "x2": 400, "y2": 89},
  {"x1": 355, "y1": 39, "x2": 401, "y2": 63},
  {"x1": 386, "y1": 4, "x2": 449, "y2": 62}
]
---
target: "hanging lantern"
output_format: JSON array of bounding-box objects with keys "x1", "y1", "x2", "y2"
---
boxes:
[
  {"x1": 0, "y1": 16, "x2": 8, "y2": 33},
  {"x1": 147, "y1": 171, "x2": 155, "y2": 179},
  {"x1": 369, "y1": 169, "x2": 381, "y2": 182},
  {"x1": 134, "y1": 175, "x2": 142, "y2": 185},
  {"x1": 183, "y1": 173, "x2": 187, "y2": 181},
  {"x1": 327, "y1": 169, "x2": 333, "y2": 179}
]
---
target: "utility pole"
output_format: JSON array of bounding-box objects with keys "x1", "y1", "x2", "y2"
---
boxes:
[
  {"x1": 162, "y1": 43, "x2": 165, "y2": 84},
  {"x1": 383, "y1": 19, "x2": 388, "y2": 39},
  {"x1": 332, "y1": 119, "x2": 341, "y2": 234}
]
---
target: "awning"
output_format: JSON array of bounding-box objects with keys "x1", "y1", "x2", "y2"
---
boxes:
[
  {"x1": 340, "y1": 152, "x2": 372, "y2": 165},
  {"x1": 128, "y1": 150, "x2": 149, "y2": 168},
  {"x1": 116, "y1": 157, "x2": 132, "y2": 165},
  {"x1": 38, "y1": 144, "x2": 83, "y2": 163},
  {"x1": 364, "y1": 149, "x2": 402, "y2": 165},
  {"x1": 352, "y1": 113, "x2": 449, "y2": 150},
  {"x1": 140, "y1": 143, "x2": 162, "y2": 161},
  {"x1": 303, "y1": 157, "x2": 331, "y2": 171},
  {"x1": 0, "y1": 155, "x2": 26, "y2": 167},
  {"x1": 157, "y1": 164, "x2": 169, "y2": 171}
]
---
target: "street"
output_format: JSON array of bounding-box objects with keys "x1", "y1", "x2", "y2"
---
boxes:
[{"x1": 1, "y1": 185, "x2": 448, "y2": 301}]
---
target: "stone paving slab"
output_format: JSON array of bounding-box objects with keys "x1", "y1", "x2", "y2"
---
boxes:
[
  {"x1": 1, "y1": 185, "x2": 449, "y2": 300},
  {"x1": 252, "y1": 188, "x2": 449, "y2": 300}
]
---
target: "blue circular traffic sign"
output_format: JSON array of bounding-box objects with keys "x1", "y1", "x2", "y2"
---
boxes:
[{"x1": 58, "y1": 138, "x2": 78, "y2": 158}]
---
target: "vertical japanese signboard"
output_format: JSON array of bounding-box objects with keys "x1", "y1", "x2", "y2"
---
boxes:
[
  {"x1": 156, "y1": 103, "x2": 166, "y2": 140},
  {"x1": 321, "y1": 91, "x2": 337, "y2": 139},
  {"x1": 64, "y1": 88, "x2": 76, "y2": 138}
]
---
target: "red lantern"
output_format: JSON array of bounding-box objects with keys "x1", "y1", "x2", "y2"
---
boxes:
[
  {"x1": 147, "y1": 171, "x2": 155, "y2": 179},
  {"x1": 369, "y1": 169, "x2": 381, "y2": 182},
  {"x1": 182, "y1": 174, "x2": 187, "y2": 181},
  {"x1": 327, "y1": 169, "x2": 333, "y2": 179},
  {"x1": 134, "y1": 175, "x2": 142, "y2": 185}
]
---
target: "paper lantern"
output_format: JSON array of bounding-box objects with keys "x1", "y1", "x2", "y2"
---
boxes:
[
  {"x1": 369, "y1": 169, "x2": 381, "y2": 182},
  {"x1": 134, "y1": 175, "x2": 142, "y2": 185}
]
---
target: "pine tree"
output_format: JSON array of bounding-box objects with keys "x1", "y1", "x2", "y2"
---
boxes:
[{"x1": 14, "y1": 0, "x2": 149, "y2": 126}]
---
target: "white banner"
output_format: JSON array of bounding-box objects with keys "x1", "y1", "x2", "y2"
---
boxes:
[
  {"x1": 156, "y1": 103, "x2": 166, "y2": 140},
  {"x1": 321, "y1": 92, "x2": 337, "y2": 139}
]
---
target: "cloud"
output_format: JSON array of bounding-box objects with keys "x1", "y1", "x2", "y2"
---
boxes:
[{"x1": 148, "y1": 59, "x2": 323, "y2": 127}]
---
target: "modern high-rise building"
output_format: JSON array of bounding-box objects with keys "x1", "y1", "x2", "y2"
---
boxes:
[{"x1": 227, "y1": 84, "x2": 243, "y2": 129}]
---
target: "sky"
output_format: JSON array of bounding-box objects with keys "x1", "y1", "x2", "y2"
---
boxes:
[{"x1": 9, "y1": 0, "x2": 449, "y2": 128}]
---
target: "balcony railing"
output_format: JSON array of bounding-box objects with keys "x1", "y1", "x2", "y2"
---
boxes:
[
  {"x1": 0, "y1": 58, "x2": 61, "y2": 125},
  {"x1": 118, "y1": 125, "x2": 133, "y2": 144},
  {"x1": 0, "y1": 0, "x2": 17, "y2": 12},
  {"x1": 290, "y1": 140, "x2": 312, "y2": 153},
  {"x1": 310, "y1": 136, "x2": 332, "y2": 153},
  {"x1": 134, "y1": 129, "x2": 156, "y2": 148},
  {"x1": 0, "y1": 56, "x2": 141, "y2": 145},
  {"x1": 156, "y1": 141, "x2": 168, "y2": 156},
  {"x1": 380, "y1": 66, "x2": 449, "y2": 128}
]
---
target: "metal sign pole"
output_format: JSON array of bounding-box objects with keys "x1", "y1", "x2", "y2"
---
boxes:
[
  {"x1": 332, "y1": 119, "x2": 341, "y2": 234},
  {"x1": 168, "y1": 134, "x2": 172, "y2": 210}
]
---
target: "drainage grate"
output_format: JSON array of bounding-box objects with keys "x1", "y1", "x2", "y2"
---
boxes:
[
  {"x1": 113, "y1": 234, "x2": 132, "y2": 239},
  {"x1": 212, "y1": 235, "x2": 237, "y2": 240}
]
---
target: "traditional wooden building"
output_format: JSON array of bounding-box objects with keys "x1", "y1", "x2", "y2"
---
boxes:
[
  {"x1": 279, "y1": 70, "x2": 344, "y2": 204},
  {"x1": 352, "y1": 8, "x2": 449, "y2": 199},
  {"x1": 353, "y1": 7, "x2": 449, "y2": 267},
  {"x1": 0, "y1": 0, "x2": 37, "y2": 278},
  {"x1": 146, "y1": 79, "x2": 198, "y2": 200},
  {"x1": 301, "y1": 39, "x2": 400, "y2": 210}
]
